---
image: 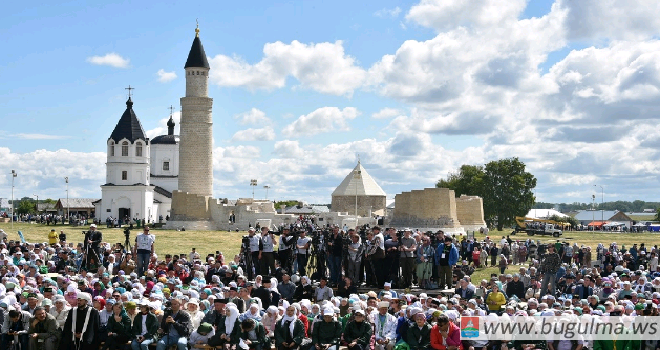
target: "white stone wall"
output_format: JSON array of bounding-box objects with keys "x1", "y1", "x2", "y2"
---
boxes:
[
  {"x1": 99, "y1": 185, "x2": 155, "y2": 221},
  {"x1": 106, "y1": 138, "x2": 150, "y2": 185},
  {"x1": 185, "y1": 68, "x2": 209, "y2": 97},
  {"x1": 178, "y1": 96, "x2": 213, "y2": 196},
  {"x1": 150, "y1": 143, "x2": 179, "y2": 177}
]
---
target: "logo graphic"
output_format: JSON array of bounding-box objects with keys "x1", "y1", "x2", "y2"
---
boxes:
[{"x1": 461, "y1": 316, "x2": 479, "y2": 338}]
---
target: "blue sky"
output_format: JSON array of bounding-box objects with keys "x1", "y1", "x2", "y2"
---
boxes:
[{"x1": 3, "y1": 0, "x2": 660, "y2": 205}]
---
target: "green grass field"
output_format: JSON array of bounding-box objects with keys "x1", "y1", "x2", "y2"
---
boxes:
[
  {"x1": 0, "y1": 222, "x2": 247, "y2": 260},
  {"x1": 468, "y1": 229, "x2": 658, "y2": 282}
]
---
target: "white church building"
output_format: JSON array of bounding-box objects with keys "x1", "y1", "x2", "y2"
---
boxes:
[{"x1": 94, "y1": 98, "x2": 179, "y2": 222}]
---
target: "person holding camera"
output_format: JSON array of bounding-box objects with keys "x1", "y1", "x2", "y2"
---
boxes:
[
  {"x1": 278, "y1": 227, "x2": 295, "y2": 274},
  {"x1": 327, "y1": 226, "x2": 344, "y2": 287},
  {"x1": 83, "y1": 224, "x2": 103, "y2": 269},
  {"x1": 247, "y1": 228, "x2": 262, "y2": 279},
  {"x1": 1, "y1": 309, "x2": 31, "y2": 350},
  {"x1": 133, "y1": 226, "x2": 155, "y2": 277},
  {"x1": 296, "y1": 231, "x2": 312, "y2": 277},
  {"x1": 259, "y1": 227, "x2": 277, "y2": 276},
  {"x1": 156, "y1": 298, "x2": 190, "y2": 350}
]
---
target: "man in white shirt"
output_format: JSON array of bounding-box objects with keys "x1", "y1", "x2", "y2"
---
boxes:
[
  {"x1": 296, "y1": 231, "x2": 312, "y2": 277},
  {"x1": 133, "y1": 226, "x2": 155, "y2": 277}
]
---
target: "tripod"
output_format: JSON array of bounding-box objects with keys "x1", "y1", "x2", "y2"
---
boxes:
[{"x1": 123, "y1": 230, "x2": 133, "y2": 253}]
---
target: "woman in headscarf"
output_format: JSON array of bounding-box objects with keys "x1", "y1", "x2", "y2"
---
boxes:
[
  {"x1": 262, "y1": 305, "x2": 281, "y2": 338},
  {"x1": 186, "y1": 298, "x2": 206, "y2": 330},
  {"x1": 49, "y1": 295, "x2": 70, "y2": 330},
  {"x1": 292, "y1": 302, "x2": 309, "y2": 337},
  {"x1": 275, "y1": 304, "x2": 307, "y2": 350},
  {"x1": 102, "y1": 301, "x2": 132, "y2": 350},
  {"x1": 199, "y1": 299, "x2": 211, "y2": 315},
  {"x1": 92, "y1": 279, "x2": 105, "y2": 299},
  {"x1": 240, "y1": 303, "x2": 263, "y2": 322},
  {"x1": 270, "y1": 277, "x2": 281, "y2": 307},
  {"x1": 294, "y1": 276, "x2": 313, "y2": 301}
]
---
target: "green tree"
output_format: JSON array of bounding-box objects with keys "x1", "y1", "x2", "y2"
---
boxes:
[
  {"x1": 482, "y1": 158, "x2": 537, "y2": 230},
  {"x1": 436, "y1": 164, "x2": 486, "y2": 198},
  {"x1": 16, "y1": 200, "x2": 36, "y2": 215},
  {"x1": 437, "y1": 158, "x2": 537, "y2": 230}
]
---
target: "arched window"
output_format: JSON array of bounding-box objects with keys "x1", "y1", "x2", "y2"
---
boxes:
[
  {"x1": 122, "y1": 141, "x2": 129, "y2": 156},
  {"x1": 110, "y1": 141, "x2": 115, "y2": 156},
  {"x1": 135, "y1": 142, "x2": 143, "y2": 157}
]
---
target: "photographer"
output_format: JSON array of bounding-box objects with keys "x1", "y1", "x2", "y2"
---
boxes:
[
  {"x1": 259, "y1": 227, "x2": 277, "y2": 276},
  {"x1": 346, "y1": 231, "x2": 363, "y2": 284},
  {"x1": 327, "y1": 226, "x2": 344, "y2": 287},
  {"x1": 248, "y1": 228, "x2": 262, "y2": 278},
  {"x1": 133, "y1": 226, "x2": 155, "y2": 277},
  {"x1": 383, "y1": 228, "x2": 400, "y2": 286},
  {"x1": 399, "y1": 229, "x2": 416, "y2": 288},
  {"x1": 83, "y1": 224, "x2": 103, "y2": 269},
  {"x1": 157, "y1": 298, "x2": 190, "y2": 350},
  {"x1": 296, "y1": 231, "x2": 312, "y2": 277},
  {"x1": 278, "y1": 227, "x2": 295, "y2": 273}
]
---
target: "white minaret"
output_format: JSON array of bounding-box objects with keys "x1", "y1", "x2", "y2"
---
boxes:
[{"x1": 178, "y1": 24, "x2": 213, "y2": 197}]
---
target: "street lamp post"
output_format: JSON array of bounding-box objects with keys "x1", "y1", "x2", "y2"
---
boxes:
[
  {"x1": 591, "y1": 194, "x2": 595, "y2": 231},
  {"x1": 353, "y1": 168, "x2": 361, "y2": 217},
  {"x1": 595, "y1": 185, "x2": 603, "y2": 226},
  {"x1": 11, "y1": 170, "x2": 17, "y2": 229},
  {"x1": 250, "y1": 179, "x2": 258, "y2": 200},
  {"x1": 65, "y1": 177, "x2": 69, "y2": 224},
  {"x1": 263, "y1": 185, "x2": 270, "y2": 200},
  {"x1": 33, "y1": 194, "x2": 38, "y2": 214}
]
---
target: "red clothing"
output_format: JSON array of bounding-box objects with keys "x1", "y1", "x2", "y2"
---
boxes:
[
  {"x1": 298, "y1": 313, "x2": 309, "y2": 337},
  {"x1": 430, "y1": 322, "x2": 462, "y2": 350}
]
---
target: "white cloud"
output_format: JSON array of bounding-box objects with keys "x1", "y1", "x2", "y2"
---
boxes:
[
  {"x1": 231, "y1": 126, "x2": 276, "y2": 141},
  {"x1": 557, "y1": 0, "x2": 660, "y2": 40},
  {"x1": 282, "y1": 107, "x2": 360, "y2": 138},
  {"x1": 220, "y1": 145, "x2": 261, "y2": 159},
  {"x1": 12, "y1": 133, "x2": 70, "y2": 140},
  {"x1": 371, "y1": 107, "x2": 404, "y2": 119},
  {"x1": 406, "y1": 0, "x2": 527, "y2": 31},
  {"x1": 273, "y1": 140, "x2": 305, "y2": 159},
  {"x1": 208, "y1": 40, "x2": 366, "y2": 96},
  {"x1": 374, "y1": 7, "x2": 402, "y2": 18},
  {"x1": 234, "y1": 108, "x2": 272, "y2": 126},
  {"x1": 0, "y1": 147, "x2": 106, "y2": 199},
  {"x1": 156, "y1": 69, "x2": 177, "y2": 83},
  {"x1": 86, "y1": 53, "x2": 130, "y2": 68},
  {"x1": 145, "y1": 112, "x2": 180, "y2": 139}
]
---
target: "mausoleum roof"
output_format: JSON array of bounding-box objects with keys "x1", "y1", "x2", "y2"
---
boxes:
[{"x1": 332, "y1": 161, "x2": 386, "y2": 197}]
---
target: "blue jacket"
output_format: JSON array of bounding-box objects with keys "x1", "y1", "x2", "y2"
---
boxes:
[{"x1": 435, "y1": 243, "x2": 459, "y2": 266}]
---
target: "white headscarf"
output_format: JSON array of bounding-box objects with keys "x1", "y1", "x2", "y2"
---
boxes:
[
  {"x1": 279, "y1": 304, "x2": 298, "y2": 336},
  {"x1": 225, "y1": 304, "x2": 240, "y2": 334}
]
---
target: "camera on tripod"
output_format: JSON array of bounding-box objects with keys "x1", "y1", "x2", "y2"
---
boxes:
[{"x1": 124, "y1": 228, "x2": 131, "y2": 238}]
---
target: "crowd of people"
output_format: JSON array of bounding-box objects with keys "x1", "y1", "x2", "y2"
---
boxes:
[{"x1": 0, "y1": 224, "x2": 659, "y2": 350}]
